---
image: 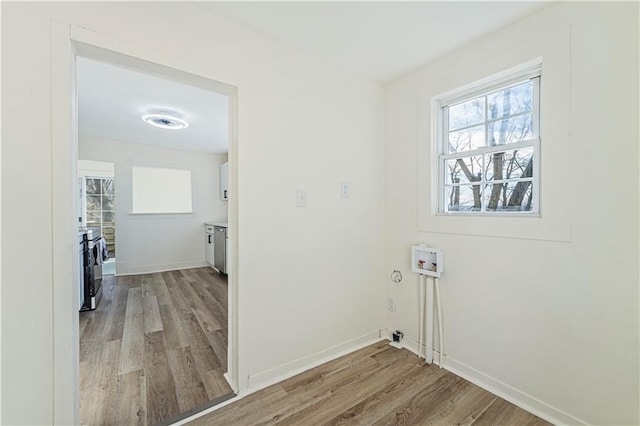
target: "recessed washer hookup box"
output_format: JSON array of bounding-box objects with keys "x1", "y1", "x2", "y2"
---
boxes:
[{"x1": 411, "y1": 245, "x2": 442, "y2": 278}]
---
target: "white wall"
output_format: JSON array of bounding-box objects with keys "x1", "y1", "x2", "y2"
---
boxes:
[
  {"x1": 79, "y1": 136, "x2": 226, "y2": 274},
  {"x1": 1, "y1": 2, "x2": 385, "y2": 424},
  {"x1": 78, "y1": 159, "x2": 115, "y2": 178},
  {"x1": 384, "y1": 3, "x2": 639, "y2": 425}
]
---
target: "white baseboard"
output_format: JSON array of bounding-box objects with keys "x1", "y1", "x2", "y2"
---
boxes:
[
  {"x1": 382, "y1": 330, "x2": 585, "y2": 425},
  {"x1": 223, "y1": 372, "x2": 238, "y2": 393},
  {"x1": 246, "y1": 330, "x2": 383, "y2": 392},
  {"x1": 117, "y1": 260, "x2": 209, "y2": 276},
  {"x1": 443, "y1": 356, "x2": 585, "y2": 425}
]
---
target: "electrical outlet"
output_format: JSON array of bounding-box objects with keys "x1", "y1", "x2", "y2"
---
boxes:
[{"x1": 387, "y1": 297, "x2": 396, "y2": 312}]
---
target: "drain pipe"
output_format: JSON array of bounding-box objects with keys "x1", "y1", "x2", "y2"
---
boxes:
[
  {"x1": 418, "y1": 275, "x2": 424, "y2": 359},
  {"x1": 411, "y1": 245, "x2": 443, "y2": 366}
]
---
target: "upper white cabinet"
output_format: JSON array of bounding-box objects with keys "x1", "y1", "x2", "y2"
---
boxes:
[{"x1": 220, "y1": 161, "x2": 229, "y2": 201}]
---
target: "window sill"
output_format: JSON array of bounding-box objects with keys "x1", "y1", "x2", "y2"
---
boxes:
[
  {"x1": 436, "y1": 212, "x2": 541, "y2": 218},
  {"x1": 127, "y1": 211, "x2": 196, "y2": 218}
]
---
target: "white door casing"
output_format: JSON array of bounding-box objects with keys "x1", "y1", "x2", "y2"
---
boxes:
[{"x1": 51, "y1": 22, "x2": 240, "y2": 425}]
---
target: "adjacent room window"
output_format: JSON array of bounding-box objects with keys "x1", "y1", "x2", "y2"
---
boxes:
[
  {"x1": 437, "y1": 66, "x2": 541, "y2": 214},
  {"x1": 85, "y1": 177, "x2": 116, "y2": 258},
  {"x1": 131, "y1": 166, "x2": 193, "y2": 213}
]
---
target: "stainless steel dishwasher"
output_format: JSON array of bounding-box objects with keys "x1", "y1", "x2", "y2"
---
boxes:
[{"x1": 213, "y1": 226, "x2": 227, "y2": 274}]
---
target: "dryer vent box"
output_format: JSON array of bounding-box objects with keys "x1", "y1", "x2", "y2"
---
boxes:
[{"x1": 411, "y1": 245, "x2": 442, "y2": 277}]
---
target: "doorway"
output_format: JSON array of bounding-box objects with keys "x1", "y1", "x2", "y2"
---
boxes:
[
  {"x1": 75, "y1": 55, "x2": 233, "y2": 424},
  {"x1": 51, "y1": 23, "x2": 240, "y2": 426}
]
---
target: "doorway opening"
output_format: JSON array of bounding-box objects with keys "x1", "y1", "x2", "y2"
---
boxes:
[
  {"x1": 75, "y1": 54, "x2": 234, "y2": 425},
  {"x1": 51, "y1": 25, "x2": 240, "y2": 426}
]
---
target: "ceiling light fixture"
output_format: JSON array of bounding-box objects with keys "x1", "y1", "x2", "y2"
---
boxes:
[{"x1": 141, "y1": 112, "x2": 189, "y2": 130}]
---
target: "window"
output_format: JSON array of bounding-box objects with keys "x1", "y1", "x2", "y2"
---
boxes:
[
  {"x1": 437, "y1": 66, "x2": 540, "y2": 214},
  {"x1": 131, "y1": 166, "x2": 192, "y2": 214},
  {"x1": 85, "y1": 177, "x2": 116, "y2": 257}
]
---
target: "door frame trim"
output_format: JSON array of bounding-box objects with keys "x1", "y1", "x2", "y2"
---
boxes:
[{"x1": 51, "y1": 21, "x2": 240, "y2": 424}]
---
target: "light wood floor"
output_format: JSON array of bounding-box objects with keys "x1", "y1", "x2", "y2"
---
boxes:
[
  {"x1": 79, "y1": 267, "x2": 232, "y2": 426},
  {"x1": 190, "y1": 340, "x2": 551, "y2": 426}
]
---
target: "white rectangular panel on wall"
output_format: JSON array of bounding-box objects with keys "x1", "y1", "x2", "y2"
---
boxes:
[{"x1": 132, "y1": 166, "x2": 192, "y2": 213}]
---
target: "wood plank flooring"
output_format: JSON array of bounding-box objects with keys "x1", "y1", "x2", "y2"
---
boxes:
[
  {"x1": 190, "y1": 341, "x2": 551, "y2": 426},
  {"x1": 79, "y1": 267, "x2": 232, "y2": 426}
]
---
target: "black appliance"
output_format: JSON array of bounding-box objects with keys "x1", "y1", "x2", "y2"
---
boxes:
[{"x1": 80, "y1": 228, "x2": 103, "y2": 311}]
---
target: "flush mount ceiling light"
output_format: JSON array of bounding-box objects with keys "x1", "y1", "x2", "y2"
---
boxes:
[{"x1": 141, "y1": 112, "x2": 189, "y2": 130}]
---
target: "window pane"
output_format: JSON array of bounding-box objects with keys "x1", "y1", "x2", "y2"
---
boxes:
[
  {"x1": 86, "y1": 210, "x2": 101, "y2": 225},
  {"x1": 487, "y1": 81, "x2": 532, "y2": 120},
  {"x1": 102, "y1": 195, "x2": 114, "y2": 211},
  {"x1": 487, "y1": 113, "x2": 533, "y2": 145},
  {"x1": 101, "y1": 179, "x2": 114, "y2": 195},
  {"x1": 484, "y1": 182, "x2": 533, "y2": 212},
  {"x1": 485, "y1": 148, "x2": 533, "y2": 181},
  {"x1": 86, "y1": 195, "x2": 101, "y2": 211},
  {"x1": 448, "y1": 97, "x2": 485, "y2": 131},
  {"x1": 102, "y1": 211, "x2": 115, "y2": 223},
  {"x1": 448, "y1": 125, "x2": 485, "y2": 153},
  {"x1": 86, "y1": 179, "x2": 101, "y2": 195},
  {"x1": 446, "y1": 185, "x2": 482, "y2": 212},
  {"x1": 102, "y1": 226, "x2": 116, "y2": 258},
  {"x1": 445, "y1": 155, "x2": 483, "y2": 184}
]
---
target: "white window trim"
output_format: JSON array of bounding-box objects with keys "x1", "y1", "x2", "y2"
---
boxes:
[
  {"x1": 418, "y1": 26, "x2": 571, "y2": 242},
  {"x1": 434, "y1": 64, "x2": 542, "y2": 216}
]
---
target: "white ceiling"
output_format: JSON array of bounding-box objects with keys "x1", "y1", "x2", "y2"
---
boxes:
[
  {"x1": 77, "y1": 57, "x2": 229, "y2": 154},
  {"x1": 199, "y1": 1, "x2": 550, "y2": 82},
  {"x1": 78, "y1": 2, "x2": 548, "y2": 153}
]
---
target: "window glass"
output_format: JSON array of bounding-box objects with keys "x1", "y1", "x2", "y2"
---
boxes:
[
  {"x1": 446, "y1": 185, "x2": 482, "y2": 212},
  {"x1": 438, "y1": 67, "x2": 540, "y2": 215},
  {"x1": 445, "y1": 155, "x2": 483, "y2": 184},
  {"x1": 448, "y1": 97, "x2": 485, "y2": 131},
  {"x1": 485, "y1": 148, "x2": 533, "y2": 181},
  {"x1": 487, "y1": 80, "x2": 532, "y2": 120},
  {"x1": 448, "y1": 125, "x2": 485, "y2": 153},
  {"x1": 487, "y1": 114, "x2": 533, "y2": 145},
  {"x1": 483, "y1": 182, "x2": 533, "y2": 212},
  {"x1": 83, "y1": 176, "x2": 116, "y2": 258}
]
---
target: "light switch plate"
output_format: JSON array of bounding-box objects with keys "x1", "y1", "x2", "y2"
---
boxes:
[
  {"x1": 296, "y1": 189, "x2": 307, "y2": 207},
  {"x1": 341, "y1": 183, "x2": 350, "y2": 198}
]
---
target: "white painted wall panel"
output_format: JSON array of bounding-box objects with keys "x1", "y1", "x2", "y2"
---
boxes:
[
  {"x1": 384, "y1": 3, "x2": 638, "y2": 425},
  {"x1": 0, "y1": 2, "x2": 385, "y2": 424}
]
